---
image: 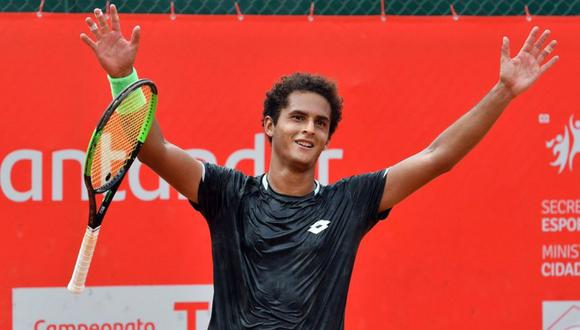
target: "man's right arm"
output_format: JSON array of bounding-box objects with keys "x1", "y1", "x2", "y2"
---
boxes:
[
  {"x1": 82, "y1": 4, "x2": 203, "y2": 203},
  {"x1": 138, "y1": 120, "x2": 204, "y2": 203}
]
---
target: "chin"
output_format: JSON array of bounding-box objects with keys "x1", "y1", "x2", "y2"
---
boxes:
[
  {"x1": 272, "y1": 138, "x2": 323, "y2": 171},
  {"x1": 288, "y1": 152, "x2": 322, "y2": 171}
]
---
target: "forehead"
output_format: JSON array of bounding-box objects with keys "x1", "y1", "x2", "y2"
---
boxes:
[{"x1": 284, "y1": 91, "x2": 331, "y2": 118}]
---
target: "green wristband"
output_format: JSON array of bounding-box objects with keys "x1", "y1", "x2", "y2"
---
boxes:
[{"x1": 108, "y1": 68, "x2": 139, "y2": 98}]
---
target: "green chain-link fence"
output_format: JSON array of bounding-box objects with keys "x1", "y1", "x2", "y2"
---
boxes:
[{"x1": 3, "y1": 0, "x2": 580, "y2": 15}]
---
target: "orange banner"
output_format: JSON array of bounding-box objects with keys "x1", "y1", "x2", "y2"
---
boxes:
[{"x1": 1, "y1": 13, "x2": 579, "y2": 329}]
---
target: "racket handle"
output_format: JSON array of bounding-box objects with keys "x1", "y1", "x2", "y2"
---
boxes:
[{"x1": 67, "y1": 226, "x2": 100, "y2": 293}]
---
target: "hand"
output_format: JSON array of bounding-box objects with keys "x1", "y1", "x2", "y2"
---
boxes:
[
  {"x1": 499, "y1": 26, "x2": 559, "y2": 97},
  {"x1": 80, "y1": 4, "x2": 141, "y2": 78}
]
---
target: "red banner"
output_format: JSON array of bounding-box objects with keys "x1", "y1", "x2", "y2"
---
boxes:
[{"x1": 1, "y1": 13, "x2": 579, "y2": 329}]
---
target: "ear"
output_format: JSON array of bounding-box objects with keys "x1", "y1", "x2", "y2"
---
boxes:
[{"x1": 264, "y1": 116, "x2": 275, "y2": 138}]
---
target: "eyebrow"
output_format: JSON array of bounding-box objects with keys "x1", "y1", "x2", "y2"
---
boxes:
[{"x1": 288, "y1": 109, "x2": 330, "y2": 122}]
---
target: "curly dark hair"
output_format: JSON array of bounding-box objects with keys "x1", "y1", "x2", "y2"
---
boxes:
[{"x1": 263, "y1": 73, "x2": 343, "y2": 141}]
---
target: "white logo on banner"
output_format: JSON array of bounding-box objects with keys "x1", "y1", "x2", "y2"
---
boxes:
[
  {"x1": 13, "y1": 285, "x2": 213, "y2": 330},
  {"x1": 543, "y1": 301, "x2": 580, "y2": 329},
  {"x1": 546, "y1": 114, "x2": 580, "y2": 174}
]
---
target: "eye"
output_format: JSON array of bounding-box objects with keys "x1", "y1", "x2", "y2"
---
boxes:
[
  {"x1": 315, "y1": 119, "x2": 328, "y2": 128},
  {"x1": 291, "y1": 114, "x2": 305, "y2": 121}
]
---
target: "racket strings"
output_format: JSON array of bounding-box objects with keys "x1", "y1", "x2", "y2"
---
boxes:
[{"x1": 91, "y1": 85, "x2": 153, "y2": 190}]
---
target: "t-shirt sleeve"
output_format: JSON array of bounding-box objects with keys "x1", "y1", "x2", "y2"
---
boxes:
[
  {"x1": 345, "y1": 168, "x2": 392, "y2": 232},
  {"x1": 189, "y1": 162, "x2": 247, "y2": 221}
]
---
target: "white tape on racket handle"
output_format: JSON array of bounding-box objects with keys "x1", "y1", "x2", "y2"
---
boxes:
[{"x1": 67, "y1": 226, "x2": 100, "y2": 293}]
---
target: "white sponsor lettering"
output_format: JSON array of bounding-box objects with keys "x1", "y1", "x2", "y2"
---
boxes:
[
  {"x1": 541, "y1": 200, "x2": 580, "y2": 215},
  {"x1": 541, "y1": 262, "x2": 580, "y2": 277},
  {"x1": 1, "y1": 133, "x2": 343, "y2": 202},
  {"x1": 308, "y1": 220, "x2": 331, "y2": 234},
  {"x1": 52, "y1": 149, "x2": 87, "y2": 201},
  {"x1": 541, "y1": 217, "x2": 580, "y2": 232},
  {"x1": 542, "y1": 244, "x2": 580, "y2": 259},
  {"x1": 317, "y1": 149, "x2": 343, "y2": 185},
  {"x1": 539, "y1": 200, "x2": 580, "y2": 278},
  {"x1": 0, "y1": 149, "x2": 42, "y2": 202},
  {"x1": 13, "y1": 285, "x2": 213, "y2": 330}
]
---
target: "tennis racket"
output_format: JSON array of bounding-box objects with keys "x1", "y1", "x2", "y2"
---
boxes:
[{"x1": 67, "y1": 79, "x2": 158, "y2": 293}]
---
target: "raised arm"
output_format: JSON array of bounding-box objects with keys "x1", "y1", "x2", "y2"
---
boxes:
[
  {"x1": 81, "y1": 4, "x2": 204, "y2": 203},
  {"x1": 379, "y1": 27, "x2": 559, "y2": 212}
]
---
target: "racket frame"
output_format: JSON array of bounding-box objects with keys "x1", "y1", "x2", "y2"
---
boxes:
[{"x1": 68, "y1": 79, "x2": 157, "y2": 293}]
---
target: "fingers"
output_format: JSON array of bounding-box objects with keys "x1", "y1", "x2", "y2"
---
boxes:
[
  {"x1": 537, "y1": 40, "x2": 558, "y2": 64},
  {"x1": 531, "y1": 29, "x2": 551, "y2": 56},
  {"x1": 80, "y1": 33, "x2": 97, "y2": 51},
  {"x1": 130, "y1": 25, "x2": 141, "y2": 48},
  {"x1": 85, "y1": 17, "x2": 101, "y2": 38},
  {"x1": 540, "y1": 55, "x2": 559, "y2": 75},
  {"x1": 519, "y1": 26, "x2": 559, "y2": 66},
  {"x1": 501, "y1": 36, "x2": 510, "y2": 64},
  {"x1": 110, "y1": 4, "x2": 121, "y2": 32},
  {"x1": 94, "y1": 8, "x2": 110, "y2": 33},
  {"x1": 520, "y1": 26, "x2": 539, "y2": 54}
]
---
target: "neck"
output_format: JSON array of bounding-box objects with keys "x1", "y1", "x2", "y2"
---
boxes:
[{"x1": 267, "y1": 154, "x2": 316, "y2": 197}]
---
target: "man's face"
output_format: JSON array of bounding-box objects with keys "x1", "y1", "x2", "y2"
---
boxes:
[{"x1": 265, "y1": 91, "x2": 331, "y2": 171}]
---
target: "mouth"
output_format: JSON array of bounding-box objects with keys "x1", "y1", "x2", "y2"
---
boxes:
[{"x1": 295, "y1": 140, "x2": 314, "y2": 149}]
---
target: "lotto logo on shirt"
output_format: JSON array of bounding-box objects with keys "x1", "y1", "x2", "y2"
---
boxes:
[
  {"x1": 13, "y1": 285, "x2": 213, "y2": 330},
  {"x1": 308, "y1": 220, "x2": 331, "y2": 234}
]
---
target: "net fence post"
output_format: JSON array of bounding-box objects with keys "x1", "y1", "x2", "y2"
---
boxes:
[
  {"x1": 234, "y1": 1, "x2": 244, "y2": 21},
  {"x1": 450, "y1": 4, "x2": 459, "y2": 21},
  {"x1": 380, "y1": 0, "x2": 386, "y2": 22},
  {"x1": 525, "y1": 5, "x2": 532, "y2": 22},
  {"x1": 170, "y1": 0, "x2": 176, "y2": 20},
  {"x1": 36, "y1": 0, "x2": 45, "y2": 18}
]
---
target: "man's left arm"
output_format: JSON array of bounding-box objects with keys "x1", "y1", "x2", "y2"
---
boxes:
[{"x1": 379, "y1": 26, "x2": 559, "y2": 212}]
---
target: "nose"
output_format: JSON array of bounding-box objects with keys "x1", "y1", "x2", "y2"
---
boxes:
[{"x1": 302, "y1": 119, "x2": 315, "y2": 135}]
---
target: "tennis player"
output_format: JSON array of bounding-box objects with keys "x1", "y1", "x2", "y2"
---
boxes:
[{"x1": 81, "y1": 5, "x2": 558, "y2": 329}]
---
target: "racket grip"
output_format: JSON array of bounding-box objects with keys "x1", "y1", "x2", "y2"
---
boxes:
[{"x1": 67, "y1": 226, "x2": 100, "y2": 293}]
